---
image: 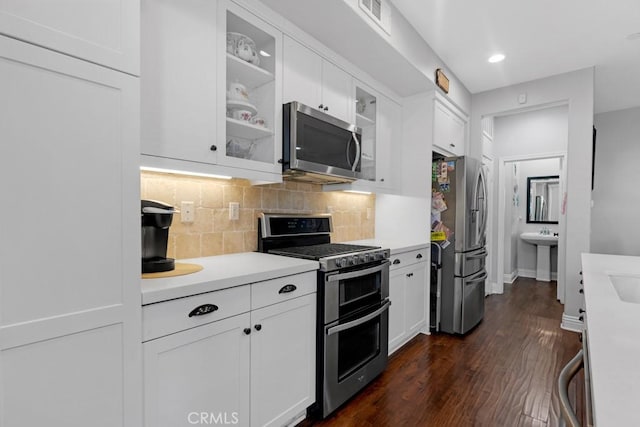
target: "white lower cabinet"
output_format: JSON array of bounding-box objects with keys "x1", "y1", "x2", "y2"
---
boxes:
[
  {"x1": 143, "y1": 273, "x2": 316, "y2": 427},
  {"x1": 250, "y1": 294, "x2": 316, "y2": 427},
  {"x1": 388, "y1": 248, "x2": 429, "y2": 354},
  {"x1": 144, "y1": 313, "x2": 251, "y2": 427}
]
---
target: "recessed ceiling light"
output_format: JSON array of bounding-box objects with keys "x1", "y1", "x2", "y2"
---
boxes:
[
  {"x1": 488, "y1": 53, "x2": 505, "y2": 63},
  {"x1": 626, "y1": 32, "x2": 640, "y2": 41}
]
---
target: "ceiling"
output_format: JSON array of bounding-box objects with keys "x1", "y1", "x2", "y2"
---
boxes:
[{"x1": 391, "y1": 0, "x2": 640, "y2": 114}]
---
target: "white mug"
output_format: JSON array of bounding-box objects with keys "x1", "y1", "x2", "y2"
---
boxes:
[
  {"x1": 232, "y1": 109, "x2": 252, "y2": 121},
  {"x1": 235, "y1": 38, "x2": 255, "y2": 62}
]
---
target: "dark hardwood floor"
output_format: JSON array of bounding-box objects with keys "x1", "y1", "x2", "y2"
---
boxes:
[{"x1": 301, "y1": 278, "x2": 583, "y2": 427}]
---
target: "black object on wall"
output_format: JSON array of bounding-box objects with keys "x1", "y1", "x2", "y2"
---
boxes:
[{"x1": 592, "y1": 125, "x2": 597, "y2": 190}]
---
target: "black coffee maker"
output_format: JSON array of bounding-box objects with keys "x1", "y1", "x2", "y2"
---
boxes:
[{"x1": 141, "y1": 200, "x2": 177, "y2": 273}]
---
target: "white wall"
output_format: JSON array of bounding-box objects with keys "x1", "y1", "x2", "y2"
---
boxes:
[
  {"x1": 592, "y1": 107, "x2": 640, "y2": 255},
  {"x1": 471, "y1": 68, "x2": 593, "y2": 327}
]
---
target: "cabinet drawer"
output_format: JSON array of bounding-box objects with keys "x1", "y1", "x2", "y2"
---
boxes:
[
  {"x1": 251, "y1": 271, "x2": 316, "y2": 310},
  {"x1": 143, "y1": 285, "x2": 250, "y2": 342},
  {"x1": 390, "y1": 248, "x2": 428, "y2": 270}
]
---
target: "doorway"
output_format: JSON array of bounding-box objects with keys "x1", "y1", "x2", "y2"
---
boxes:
[{"x1": 496, "y1": 153, "x2": 567, "y2": 302}]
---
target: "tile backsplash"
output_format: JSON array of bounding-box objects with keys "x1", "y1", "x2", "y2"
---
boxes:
[{"x1": 141, "y1": 171, "x2": 376, "y2": 259}]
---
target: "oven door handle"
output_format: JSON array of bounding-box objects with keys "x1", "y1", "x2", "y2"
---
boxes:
[
  {"x1": 326, "y1": 300, "x2": 391, "y2": 336},
  {"x1": 326, "y1": 261, "x2": 388, "y2": 284}
]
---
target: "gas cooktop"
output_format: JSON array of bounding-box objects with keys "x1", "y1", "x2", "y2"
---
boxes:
[{"x1": 268, "y1": 243, "x2": 379, "y2": 260}]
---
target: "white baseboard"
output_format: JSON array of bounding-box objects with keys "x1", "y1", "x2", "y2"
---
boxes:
[
  {"x1": 502, "y1": 270, "x2": 518, "y2": 284},
  {"x1": 561, "y1": 313, "x2": 583, "y2": 332},
  {"x1": 487, "y1": 281, "x2": 501, "y2": 295},
  {"x1": 518, "y1": 268, "x2": 558, "y2": 281}
]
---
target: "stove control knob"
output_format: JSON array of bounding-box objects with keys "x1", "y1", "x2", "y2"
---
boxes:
[
  {"x1": 362, "y1": 254, "x2": 370, "y2": 263},
  {"x1": 350, "y1": 255, "x2": 358, "y2": 265},
  {"x1": 335, "y1": 258, "x2": 343, "y2": 268}
]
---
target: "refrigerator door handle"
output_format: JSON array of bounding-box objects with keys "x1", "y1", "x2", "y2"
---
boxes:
[
  {"x1": 465, "y1": 271, "x2": 488, "y2": 285},
  {"x1": 467, "y1": 248, "x2": 488, "y2": 259},
  {"x1": 478, "y1": 166, "x2": 488, "y2": 239}
]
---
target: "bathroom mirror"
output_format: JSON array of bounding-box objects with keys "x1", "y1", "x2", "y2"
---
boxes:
[{"x1": 526, "y1": 176, "x2": 560, "y2": 223}]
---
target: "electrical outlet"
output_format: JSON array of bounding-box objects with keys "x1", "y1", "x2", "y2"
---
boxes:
[
  {"x1": 181, "y1": 201, "x2": 195, "y2": 223},
  {"x1": 229, "y1": 202, "x2": 240, "y2": 220}
]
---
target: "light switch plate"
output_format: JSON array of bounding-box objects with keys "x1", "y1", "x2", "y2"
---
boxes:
[{"x1": 229, "y1": 202, "x2": 240, "y2": 220}]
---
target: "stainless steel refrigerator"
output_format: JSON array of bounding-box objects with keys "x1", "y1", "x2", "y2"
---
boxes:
[{"x1": 431, "y1": 156, "x2": 488, "y2": 334}]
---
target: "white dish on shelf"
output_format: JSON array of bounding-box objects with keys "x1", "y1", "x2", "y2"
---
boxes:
[{"x1": 226, "y1": 99, "x2": 257, "y2": 115}]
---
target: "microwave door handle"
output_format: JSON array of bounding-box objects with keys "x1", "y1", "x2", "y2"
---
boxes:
[
  {"x1": 346, "y1": 135, "x2": 354, "y2": 167},
  {"x1": 351, "y1": 132, "x2": 361, "y2": 172},
  {"x1": 326, "y1": 300, "x2": 391, "y2": 336}
]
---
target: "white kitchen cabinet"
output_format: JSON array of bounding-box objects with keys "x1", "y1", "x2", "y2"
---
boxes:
[
  {"x1": 141, "y1": 0, "x2": 219, "y2": 166},
  {"x1": 141, "y1": 0, "x2": 283, "y2": 182},
  {"x1": 144, "y1": 313, "x2": 251, "y2": 427},
  {"x1": 433, "y1": 95, "x2": 467, "y2": 157},
  {"x1": 217, "y1": 0, "x2": 283, "y2": 176},
  {"x1": 0, "y1": 0, "x2": 139, "y2": 74},
  {"x1": 142, "y1": 272, "x2": 316, "y2": 427},
  {"x1": 325, "y1": 85, "x2": 401, "y2": 194},
  {"x1": 251, "y1": 293, "x2": 316, "y2": 427},
  {"x1": 388, "y1": 248, "x2": 429, "y2": 355},
  {"x1": 0, "y1": 36, "x2": 141, "y2": 426},
  {"x1": 283, "y1": 35, "x2": 353, "y2": 124}
]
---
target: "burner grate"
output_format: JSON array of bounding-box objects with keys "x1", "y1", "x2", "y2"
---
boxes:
[{"x1": 269, "y1": 243, "x2": 378, "y2": 260}]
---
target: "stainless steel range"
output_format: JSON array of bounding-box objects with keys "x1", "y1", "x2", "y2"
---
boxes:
[{"x1": 258, "y1": 213, "x2": 390, "y2": 418}]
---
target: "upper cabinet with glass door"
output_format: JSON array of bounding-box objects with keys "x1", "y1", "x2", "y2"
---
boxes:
[{"x1": 217, "y1": 0, "x2": 282, "y2": 176}]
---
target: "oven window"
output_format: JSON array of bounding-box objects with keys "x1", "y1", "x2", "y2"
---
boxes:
[
  {"x1": 337, "y1": 314, "x2": 380, "y2": 381},
  {"x1": 339, "y1": 271, "x2": 381, "y2": 317}
]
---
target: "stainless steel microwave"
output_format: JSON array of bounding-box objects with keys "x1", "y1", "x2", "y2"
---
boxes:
[{"x1": 282, "y1": 101, "x2": 363, "y2": 184}]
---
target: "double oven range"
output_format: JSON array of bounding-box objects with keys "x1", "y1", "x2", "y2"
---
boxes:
[{"x1": 258, "y1": 213, "x2": 390, "y2": 418}]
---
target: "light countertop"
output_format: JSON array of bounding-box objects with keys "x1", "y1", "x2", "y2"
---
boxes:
[
  {"x1": 581, "y1": 253, "x2": 640, "y2": 426},
  {"x1": 347, "y1": 238, "x2": 429, "y2": 255},
  {"x1": 141, "y1": 252, "x2": 319, "y2": 305}
]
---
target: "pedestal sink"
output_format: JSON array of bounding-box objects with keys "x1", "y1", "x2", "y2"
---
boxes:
[{"x1": 520, "y1": 232, "x2": 559, "y2": 282}]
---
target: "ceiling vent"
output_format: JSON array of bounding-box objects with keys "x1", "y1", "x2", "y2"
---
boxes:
[{"x1": 359, "y1": 0, "x2": 391, "y2": 34}]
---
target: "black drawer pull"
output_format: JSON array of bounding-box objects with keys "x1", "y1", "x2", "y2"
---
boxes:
[
  {"x1": 579, "y1": 289, "x2": 584, "y2": 294},
  {"x1": 254, "y1": 324, "x2": 262, "y2": 331},
  {"x1": 393, "y1": 259, "x2": 401, "y2": 265},
  {"x1": 188, "y1": 304, "x2": 218, "y2": 317},
  {"x1": 279, "y1": 284, "x2": 297, "y2": 294},
  {"x1": 579, "y1": 316, "x2": 584, "y2": 322},
  {"x1": 579, "y1": 308, "x2": 585, "y2": 314},
  {"x1": 244, "y1": 328, "x2": 251, "y2": 335},
  {"x1": 416, "y1": 253, "x2": 423, "y2": 259}
]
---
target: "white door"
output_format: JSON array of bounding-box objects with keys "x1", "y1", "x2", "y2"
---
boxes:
[
  {"x1": 321, "y1": 60, "x2": 353, "y2": 123},
  {"x1": 282, "y1": 36, "x2": 322, "y2": 109},
  {"x1": 405, "y1": 262, "x2": 428, "y2": 335},
  {"x1": 0, "y1": 36, "x2": 141, "y2": 426},
  {"x1": 376, "y1": 95, "x2": 401, "y2": 191},
  {"x1": 144, "y1": 313, "x2": 251, "y2": 427},
  {"x1": 250, "y1": 294, "x2": 316, "y2": 427},
  {"x1": 0, "y1": 0, "x2": 139, "y2": 74},
  {"x1": 388, "y1": 267, "x2": 407, "y2": 354},
  {"x1": 141, "y1": 0, "x2": 218, "y2": 164}
]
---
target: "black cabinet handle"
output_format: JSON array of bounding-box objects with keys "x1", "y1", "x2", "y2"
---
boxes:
[
  {"x1": 318, "y1": 104, "x2": 324, "y2": 109},
  {"x1": 380, "y1": 178, "x2": 385, "y2": 182},
  {"x1": 254, "y1": 324, "x2": 262, "y2": 331},
  {"x1": 416, "y1": 253, "x2": 423, "y2": 259},
  {"x1": 406, "y1": 273, "x2": 414, "y2": 278},
  {"x1": 579, "y1": 308, "x2": 585, "y2": 314},
  {"x1": 324, "y1": 106, "x2": 329, "y2": 111},
  {"x1": 278, "y1": 284, "x2": 297, "y2": 294},
  {"x1": 277, "y1": 158, "x2": 284, "y2": 164},
  {"x1": 579, "y1": 289, "x2": 584, "y2": 294},
  {"x1": 579, "y1": 316, "x2": 584, "y2": 322},
  {"x1": 188, "y1": 304, "x2": 218, "y2": 318},
  {"x1": 579, "y1": 270, "x2": 582, "y2": 275},
  {"x1": 210, "y1": 145, "x2": 217, "y2": 151},
  {"x1": 392, "y1": 259, "x2": 401, "y2": 265},
  {"x1": 580, "y1": 279, "x2": 583, "y2": 284},
  {"x1": 243, "y1": 328, "x2": 251, "y2": 335}
]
